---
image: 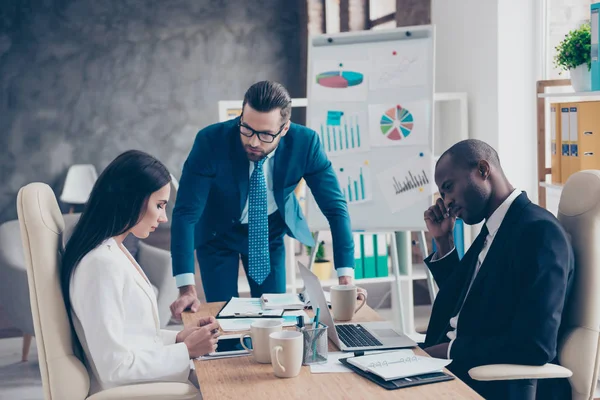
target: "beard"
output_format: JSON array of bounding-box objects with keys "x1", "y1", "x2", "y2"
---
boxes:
[{"x1": 244, "y1": 146, "x2": 265, "y2": 161}]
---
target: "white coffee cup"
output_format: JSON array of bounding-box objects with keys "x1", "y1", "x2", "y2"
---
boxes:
[
  {"x1": 269, "y1": 330, "x2": 304, "y2": 378},
  {"x1": 240, "y1": 320, "x2": 283, "y2": 363},
  {"x1": 330, "y1": 285, "x2": 367, "y2": 321}
]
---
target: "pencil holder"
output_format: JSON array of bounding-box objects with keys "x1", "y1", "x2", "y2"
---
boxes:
[{"x1": 299, "y1": 322, "x2": 328, "y2": 365}]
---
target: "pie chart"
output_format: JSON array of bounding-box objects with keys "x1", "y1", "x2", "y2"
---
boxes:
[
  {"x1": 380, "y1": 105, "x2": 414, "y2": 141},
  {"x1": 316, "y1": 71, "x2": 364, "y2": 88}
]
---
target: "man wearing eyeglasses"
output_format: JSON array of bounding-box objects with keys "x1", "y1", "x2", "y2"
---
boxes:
[{"x1": 169, "y1": 81, "x2": 360, "y2": 316}]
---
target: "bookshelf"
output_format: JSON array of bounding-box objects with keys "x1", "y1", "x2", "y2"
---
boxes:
[{"x1": 536, "y1": 81, "x2": 600, "y2": 208}]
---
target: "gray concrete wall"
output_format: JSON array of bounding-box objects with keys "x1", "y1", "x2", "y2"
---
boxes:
[{"x1": 0, "y1": 0, "x2": 307, "y2": 224}]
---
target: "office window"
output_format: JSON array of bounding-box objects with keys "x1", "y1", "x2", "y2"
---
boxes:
[
  {"x1": 369, "y1": 0, "x2": 396, "y2": 21},
  {"x1": 546, "y1": 0, "x2": 594, "y2": 79}
]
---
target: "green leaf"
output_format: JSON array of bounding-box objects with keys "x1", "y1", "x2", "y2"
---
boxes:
[{"x1": 553, "y1": 23, "x2": 592, "y2": 72}]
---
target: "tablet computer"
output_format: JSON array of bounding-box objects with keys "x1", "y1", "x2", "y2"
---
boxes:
[{"x1": 206, "y1": 334, "x2": 252, "y2": 357}]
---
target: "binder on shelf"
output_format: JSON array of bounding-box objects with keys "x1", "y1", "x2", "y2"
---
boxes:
[
  {"x1": 362, "y1": 233, "x2": 377, "y2": 278},
  {"x1": 353, "y1": 233, "x2": 364, "y2": 279},
  {"x1": 560, "y1": 104, "x2": 572, "y2": 183},
  {"x1": 374, "y1": 234, "x2": 389, "y2": 277},
  {"x1": 568, "y1": 104, "x2": 579, "y2": 179},
  {"x1": 592, "y1": 3, "x2": 600, "y2": 91},
  {"x1": 569, "y1": 102, "x2": 600, "y2": 175},
  {"x1": 550, "y1": 103, "x2": 562, "y2": 184}
]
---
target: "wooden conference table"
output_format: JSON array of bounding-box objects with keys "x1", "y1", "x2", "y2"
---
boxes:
[{"x1": 183, "y1": 302, "x2": 482, "y2": 400}]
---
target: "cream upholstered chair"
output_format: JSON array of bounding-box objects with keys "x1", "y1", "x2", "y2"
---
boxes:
[
  {"x1": 469, "y1": 169, "x2": 600, "y2": 400},
  {"x1": 17, "y1": 182, "x2": 200, "y2": 400}
]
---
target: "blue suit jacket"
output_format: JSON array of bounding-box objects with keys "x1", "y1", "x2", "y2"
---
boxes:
[{"x1": 171, "y1": 117, "x2": 355, "y2": 277}]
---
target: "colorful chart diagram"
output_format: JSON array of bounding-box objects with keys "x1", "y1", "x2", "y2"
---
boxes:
[
  {"x1": 380, "y1": 105, "x2": 414, "y2": 140},
  {"x1": 319, "y1": 111, "x2": 362, "y2": 153},
  {"x1": 337, "y1": 162, "x2": 371, "y2": 204},
  {"x1": 316, "y1": 71, "x2": 364, "y2": 88}
]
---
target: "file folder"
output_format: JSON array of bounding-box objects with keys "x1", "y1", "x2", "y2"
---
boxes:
[
  {"x1": 569, "y1": 102, "x2": 600, "y2": 175},
  {"x1": 362, "y1": 234, "x2": 376, "y2": 278},
  {"x1": 550, "y1": 104, "x2": 562, "y2": 184},
  {"x1": 560, "y1": 105, "x2": 572, "y2": 183},
  {"x1": 353, "y1": 233, "x2": 364, "y2": 279},
  {"x1": 374, "y1": 234, "x2": 389, "y2": 277},
  {"x1": 592, "y1": 3, "x2": 600, "y2": 91}
]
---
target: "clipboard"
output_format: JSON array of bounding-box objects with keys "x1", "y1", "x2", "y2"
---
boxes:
[
  {"x1": 215, "y1": 298, "x2": 285, "y2": 319},
  {"x1": 339, "y1": 357, "x2": 454, "y2": 390}
]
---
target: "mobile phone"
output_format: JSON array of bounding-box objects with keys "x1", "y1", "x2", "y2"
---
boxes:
[{"x1": 207, "y1": 335, "x2": 252, "y2": 356}]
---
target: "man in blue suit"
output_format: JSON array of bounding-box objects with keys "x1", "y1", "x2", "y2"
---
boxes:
[{"x1": 170, "y1": 81, "x2": 358, "y2": 316}]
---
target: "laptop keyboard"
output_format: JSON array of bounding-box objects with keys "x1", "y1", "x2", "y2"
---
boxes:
[{"x1": 336, "y1": 324, "x2": 383, "y2": 347}]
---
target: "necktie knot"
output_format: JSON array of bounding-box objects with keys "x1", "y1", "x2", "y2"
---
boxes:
[{"x1": 254, "y1": 158, "x2": 266, "y2": 169}]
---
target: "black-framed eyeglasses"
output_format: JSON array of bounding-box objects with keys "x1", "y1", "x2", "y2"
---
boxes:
[{"x1": 238, "y1": 114, "x2": 287, "y2": 143}]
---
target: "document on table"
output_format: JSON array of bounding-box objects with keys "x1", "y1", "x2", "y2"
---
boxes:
[
  {"x1": 217, "y1": 297, "x2": 283, "y2": 318},
  {"x1": 218, "y1": 310, "x2": 310, "y2": 332},
  {"x1": 347, "y1": 350, "x2": 452, "y2": 381},
  {"x1": 310, "y1": 352, "x2": 354, "y2": 374}
]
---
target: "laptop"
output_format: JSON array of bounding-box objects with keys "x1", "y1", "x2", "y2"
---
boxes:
[{"x1": 298, "y1": 262, "x2": 417, "y2": 352}]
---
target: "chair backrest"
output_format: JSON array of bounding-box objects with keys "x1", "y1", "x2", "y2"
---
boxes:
[
  {"x1": 17, "y1": 183, "x2": 89, "y2": 400},
  {"x1": 557, "y1": 170, "x2": 600, "y2": 400},
  {"x1": 60, "y1": 164, "x2": 98, "y2": 205}
]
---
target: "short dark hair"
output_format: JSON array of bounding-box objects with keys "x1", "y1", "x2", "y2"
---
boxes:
[
  {"x1": 438, "y1": 139, "x2": 502, "y2": 170},
  {"x1": 242, "y1": 81, "x2": 292, "y2": 122},
  {"x1": 61, "y1": 150, "x2": 171, "y2": 314}
]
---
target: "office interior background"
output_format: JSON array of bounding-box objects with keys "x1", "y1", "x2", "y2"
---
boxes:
[{"x1": 0, "y1": 0, "x2": 598, "y2": 398}]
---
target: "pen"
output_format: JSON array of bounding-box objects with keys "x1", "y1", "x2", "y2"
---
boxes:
[{"x1": 312, "y1": 308, "x2": 321, "y2": 361}]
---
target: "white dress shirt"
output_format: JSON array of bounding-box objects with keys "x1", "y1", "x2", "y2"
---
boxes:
[{"x1": 433, "y1": 189, "x2": 521, "y2": 358}]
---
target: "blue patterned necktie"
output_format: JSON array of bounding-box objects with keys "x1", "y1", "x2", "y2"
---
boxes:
[{"x1": 248, "y1": 158, "x2": 270, "y2": 285}]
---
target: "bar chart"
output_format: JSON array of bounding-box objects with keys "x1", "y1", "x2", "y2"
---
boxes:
[
  {"x1": 315, "y1": 109, "x2": 369, "y2": 155},
  {"x1": 336, "y1": 162, "x2": 372, "y2": 204}
]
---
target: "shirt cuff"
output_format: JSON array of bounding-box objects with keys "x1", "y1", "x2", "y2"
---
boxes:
[
  {"x1": 160, "y1": 329, "x2": 179, "y2": 345},
  {"x1": 431, "y1": 247, "x2": 456, "y2": 262},
  {"x1": 336, "y1": 267, "x2": 354, "y2": 278},
  {"x1": 175, "y1": 273, "x2": 196, "y2": 288},
  {"x1": 447, "y1": 338, "x2": 455, "y2": 359}
]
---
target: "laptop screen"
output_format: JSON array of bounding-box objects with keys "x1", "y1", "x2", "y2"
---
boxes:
[{"x1": 298, "y1": 262, "x2": 341, "y2": 346}]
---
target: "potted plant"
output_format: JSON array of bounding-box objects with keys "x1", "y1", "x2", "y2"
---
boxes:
[
  {"x1": 554, "y1": 23, "x2": 592, "y2": 92},
  {"x1": 306, "y1": 240, "x2": 332, "y2": 280}
]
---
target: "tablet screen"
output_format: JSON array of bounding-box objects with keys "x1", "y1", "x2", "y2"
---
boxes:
[{"x1": 213, "y1": 336, "x2": 253, "y2": 353}]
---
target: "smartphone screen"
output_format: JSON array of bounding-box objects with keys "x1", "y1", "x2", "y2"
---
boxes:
[{"x1": 213, "y1": 336, "x2": 253, "y2": 353}]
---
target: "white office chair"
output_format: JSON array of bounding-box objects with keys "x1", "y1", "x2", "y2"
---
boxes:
[
  {"x1": 17, "y1": 182, "x2": 200, "y2": 400},
  {"x1": 469, "y1": 170, "x2": 600, "y2": 400},
  {"x1": 60, "y1": 165, "x2": 98, "y2": 206}
]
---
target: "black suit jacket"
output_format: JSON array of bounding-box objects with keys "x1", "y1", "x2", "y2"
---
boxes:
[{"x1": 424, "y1": 192, "x2": 574, "y2": 399}]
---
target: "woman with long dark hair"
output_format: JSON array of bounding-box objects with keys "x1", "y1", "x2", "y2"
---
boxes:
[{"x1": 62, "y1": 150, "x2": 218, "y2": 395}]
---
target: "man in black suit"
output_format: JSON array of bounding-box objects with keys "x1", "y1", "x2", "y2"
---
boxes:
[{"x1": 422, "y1": 139, "x2": 573, "y2": 399}]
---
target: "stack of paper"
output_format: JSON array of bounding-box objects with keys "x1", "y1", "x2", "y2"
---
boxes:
[
  {"x1": 218, "y1": 310, "x2": 310, "y2": 332},
  {"x1": 218, "y1": 297, "x2": 283, "y2": 318},
  {"x1": 347, "y1": 350, "x2": 451, "y2": 381},
  {"x1": 260, "y1": 293, "x2": 305, "y2": 310}
]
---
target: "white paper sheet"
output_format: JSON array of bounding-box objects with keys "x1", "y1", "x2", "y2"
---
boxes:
[
  {"x1": 217, "y1": 311, "x2": 309, "y2": 332},
  {"x1": 310, "y1": 352, "x2": 354, "y2": 374},
  {"x1": 309, "y1": 104, "x2": 370, "y2": 156},
  {"x1": 328, "y1": 159, "x2": 372, "y2": 205},
  {"x1": 368, "y1": 101, "x2": 430, "y2": 148},
  {"x1": 368, "y1": 40, "x2": 429, "y2": 90},
  {"x1": 218, "y1": 297, "x2": 283, "y2": 318},
  {"x1": 376, "y1": 152, "x2": 435, "y2": 213},
  {"x1": 311, "y1": 60, "x2": 369, "y2": 103},
  {"x1": 347, "y1": 350, "x2": 452, "y2": 381}
]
